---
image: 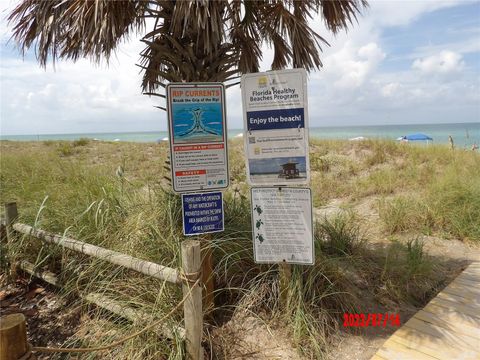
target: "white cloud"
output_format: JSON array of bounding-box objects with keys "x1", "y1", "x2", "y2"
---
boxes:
[
  {"x1": 412, "y1": 50, "x2": 465, "y2": 74},
  {"x1": 317, "y1": 42, "x2": 386, "y2": 90},
  {"x1": 370, "y1": 0, "x2": 464, "y2": 26},
  {"x1": 381, "y1": 82, "x2": 401, "y2": 97}
]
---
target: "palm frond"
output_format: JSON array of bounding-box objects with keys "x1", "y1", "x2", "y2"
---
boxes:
[
  {"x1": 8, "y1": 0, "x2": 368, "y2": 93},
  {"x1": 317, "y1": 0, "x2": 369, "y2": 34},
  {"x1": 8, "y1": 0, "x2": 149, "y2": 66}
]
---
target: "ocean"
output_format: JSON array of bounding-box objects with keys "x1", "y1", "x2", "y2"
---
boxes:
[{"x1": 1, "y1": 122, "x2": 479, "y2": 148}]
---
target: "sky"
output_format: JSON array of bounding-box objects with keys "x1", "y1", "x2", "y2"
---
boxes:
[{"x1": 1, "y1": 0, "x2": 479, "y2": 135}]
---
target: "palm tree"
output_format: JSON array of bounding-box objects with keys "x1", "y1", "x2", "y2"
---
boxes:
[{"x1": 8, "y1": 0, "x2": 368, "y2": 99}]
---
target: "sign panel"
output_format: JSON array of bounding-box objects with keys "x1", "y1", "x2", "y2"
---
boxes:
[
  {"x1": 182, "y1": 192, "x2": 224, "y2": 236},
  {"x1": 251, "y1": 187, "x2": 314, "y2": 265},
  {"x1": 241, "y1": 69, "x2": 310, "y2": 185},
  {"x1": 167, "y1": 83, "x2": 229, "y2": 192}
]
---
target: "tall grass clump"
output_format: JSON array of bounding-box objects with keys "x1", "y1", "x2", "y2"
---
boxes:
[
  {"x1": 378, "y1": 238, "x2": 436, "y2": 305},
  {"x1": 316, "y1": 214, "x2": 365, "y2": 256},
  {"x1": 379, "y1": 158, "x2": 480, "y2": 242},
  {"x1": 379, "y1": 196, "x2": 433, "y2": 235},
  {"x1": 73, "y1": 137, "x2": 90, "y2": 147},
  {"x1": 425, "y1": 168, "x2": 480, "y2": 241}
]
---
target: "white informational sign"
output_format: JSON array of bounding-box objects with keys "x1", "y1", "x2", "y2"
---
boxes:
[
  {"x1": 167, "y1": 83, "x2": 229, "y2": 193},
  {"x1": 251, "y1": 187, "x2": 314, "y2": 265},
  {"x1": 241, "y1": 69, "x2": 310, "y2": 186}
]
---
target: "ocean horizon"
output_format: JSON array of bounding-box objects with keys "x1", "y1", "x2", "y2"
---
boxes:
[{"x1": 1, "y1": 122, "x2": 479, "y2": 148}]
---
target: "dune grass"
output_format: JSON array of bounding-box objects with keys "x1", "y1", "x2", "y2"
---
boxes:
[{"x1": 0, "y1": 139, "x2": 474, "y2": 358}]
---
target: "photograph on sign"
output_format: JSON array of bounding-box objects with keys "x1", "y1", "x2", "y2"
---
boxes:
[
  {"x1": 241, "y1": 69, "x2": 310, "y2": 185},
  {"x1": 167, "y1": 83, "x2": 229, "y2": 192},
  {"x1": 182, "y1": 192, "x2": 224, "y2": 236},
  {"x1": 251, "y1": 187, "x2": 314, "y2": 265}
]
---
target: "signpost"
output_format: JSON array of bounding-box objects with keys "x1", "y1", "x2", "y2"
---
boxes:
[
  {"x1": 167, "y1": 82, "x2": 229, "y2": 316},
  {"x1": 241, "y1": 69, "x2": 310, "y2": 185},
  {"x1": 251, "y1": 187, "x2": 314, "y2": 265},
  {"x1": 166, "y1": 83, "x2": 229, "y2": 193}
]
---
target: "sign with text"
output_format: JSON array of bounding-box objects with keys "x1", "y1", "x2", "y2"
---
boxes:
[
  {"x1": 251, "y1": 187, "x2": 314, "y2": 265},
  {"x1": 241, "y1": 69, "x2": 310, "y2": 185},
  {"x1": 182, "y1": 192, "x2": 224, "y2": 236},
  {"x1": 167, "y1": 83, "x2": 229, "y2": 192}
]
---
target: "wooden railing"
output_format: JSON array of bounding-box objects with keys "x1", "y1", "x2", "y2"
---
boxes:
[{"x1": 1, "y1": 202, "x2": 203, "y2": 360}]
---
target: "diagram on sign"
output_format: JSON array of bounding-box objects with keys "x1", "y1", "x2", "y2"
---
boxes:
[
  {"x1": 241, "y1": 69, "x2": 310, "y2": 186},
  {"x1": 172, "y1": 104, "x2": 223, "y2": 143},
  {"x1": 251, "y1": 187, "x2": 314, "y2": 265}
]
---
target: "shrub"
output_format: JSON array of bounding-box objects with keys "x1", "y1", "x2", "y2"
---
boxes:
[
  {"x1": 56, "y1": 142, "x2": 75, "y2": 157},
  {"x1": 73, "y1": 138, "x2": 90, "y2": 147}
]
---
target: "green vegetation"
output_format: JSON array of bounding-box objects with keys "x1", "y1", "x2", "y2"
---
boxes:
[
  {"x1": 0, "y1": 139, "x2": 477, "y2": 359},
  {"x1": 317, "y1": 213, "x2": 365, "y2": 256}
]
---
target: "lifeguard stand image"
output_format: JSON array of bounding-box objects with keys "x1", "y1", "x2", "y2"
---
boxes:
[{"x1": 278, "y1": 162, "x2": 300, "y2": 179}]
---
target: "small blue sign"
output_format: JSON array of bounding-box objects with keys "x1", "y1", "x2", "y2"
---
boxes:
[
  {"x1": 246, "y1": 108, "x2": 305, "y2": 131},
  {"x1": 182, "y1": 192, "x2": 224, "y2": 236}
]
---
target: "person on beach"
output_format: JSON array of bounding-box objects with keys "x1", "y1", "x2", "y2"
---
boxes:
[
  {"x1": 448, "y1": 135, "x2": 454, "y2": 150},
  {"x1": 472, "y1": 143, "x2": 479, "y2": 151}
]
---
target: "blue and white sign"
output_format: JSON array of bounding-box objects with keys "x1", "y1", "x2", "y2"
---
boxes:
[
  {"x1": 182, "y1": 192, "x2": 224, "y2": 236},
  {"x1": 241, "y1": 69, "x2": 310, "y2": 186}
]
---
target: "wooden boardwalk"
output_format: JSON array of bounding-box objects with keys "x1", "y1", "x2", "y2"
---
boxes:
[{"x1": 372, "y1": 262, "x2": 480, "y2": 360}]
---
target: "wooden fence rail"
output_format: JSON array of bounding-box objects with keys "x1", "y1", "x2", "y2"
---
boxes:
[
  {"x1": 13, "y1": 223, "x2": 182, "y2": 285},
  {"x1": 1, "y1": 202, "x2": 203, "y2": 360}
]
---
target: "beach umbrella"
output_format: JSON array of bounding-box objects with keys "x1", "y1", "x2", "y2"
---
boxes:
[{"x1": 403, "y1": 133, "x2": 433, "y2": 141}]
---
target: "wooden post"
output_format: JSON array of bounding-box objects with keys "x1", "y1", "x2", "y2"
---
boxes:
[
  {"x1": 181, "y1": 240, "x2": 203, "y2": 360},
  {"x1": 4, "y1": 202, "x2": 18, "y2": 242},
  {"x1": 201, "y1": 239, "x2": 214, "y2": 315},
  {"x1": 4, "y1": 202, "x2": 18, "y2": 276},
  {"x1": 0, "y1": 313, "x2": 31, "y2": 360},
  {"x1": 0, "y1": 218, "x2": 6, "y2": 243},
  {"x1": 279, "y1": 262, "x2": 292, "y2": 309}
]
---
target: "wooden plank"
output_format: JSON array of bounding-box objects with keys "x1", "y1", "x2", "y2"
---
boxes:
[
  {"x1": 377, "y1": 338, "x2": 439, "y2": 360},
  {"x1": 454, "y1": 271, "x2": 480, "y2": 283},
  {"x1": 422, "y1": 303, "x2": 480, "y2": 331},
  {"x1": 456, "y1": 272, "x2": 479, "y2": 283},
  {"x1": 404, "y1": 317, "x2": 479, "y2": 349},
  {"x1": 443, "y1": 281, "x2": 480, "y2": 297},
  {"x1": 453, "y1": 276, "x2": 478, "y2": 287},
  {"x1": 442, "y1": 283, "x2": 480, "y2": 300},
  {"x1": 461, "y1": 271, "x2": 479, "y2": 279},
  {"x1": 370, "y1": 355, "x2": 387, "y2": 360},
  {"x1": 390, "y1": 326, "x2": 463, "y2": 353},
  {"x1": 18, "y1": 261, "x2": 59, "y2": 286},
  {"x1": 414, "y1": 309, "x2": 480, "y2": 339},
  {"x1": 436, "y1": 290, "x2": 480, "y2": 309},
  {"x1": 389, "y1": 333, "x2": 475, "y2": 360},
  {"x1": 85, "y1": 293, "x2": 185, "y2": 339},
  {"x1": 393, "y1": 322, "x2": 475, "y2": 353},
  {"x1": 459, "y1": 268, "x2": 479, "y2": 277},
  {"x1": 429, "y1": 297, "x2": 480, "y2": 319},
  {"x1": 462, "y1": 266, "x2": 480, "y2": 275}
]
